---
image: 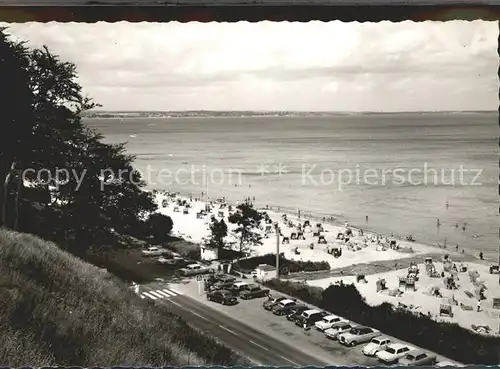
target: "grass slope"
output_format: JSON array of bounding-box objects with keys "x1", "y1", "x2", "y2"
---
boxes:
[{"x1": 0, "y1": 229, "x2": 246, "y2": 366}]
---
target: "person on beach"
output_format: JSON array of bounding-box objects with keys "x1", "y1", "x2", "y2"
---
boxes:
[
  {"x1": 437, "y1": 218, "x2": 440, "y2": 228},
  {"x1": 455, "y1": 223, "x2": 459, "y2": 228},
  {"x1": 366, "y1": 215, "x2": 368, "y2": 223},
  {"x1": 477, "y1": 299, "x2": 482, "y2": 312},
  {"x1": 456, "y1": 244, "x2": 459, "y2": 252},
  {"x1": 298, "y1": 209, "x2": 301, "y2": 218},
  {"x1": 446, "y1": 201, "x2": 449, "y2": 209},
  {"x1": 479, "y1": 252, "x2": 484, "y2": 260}
]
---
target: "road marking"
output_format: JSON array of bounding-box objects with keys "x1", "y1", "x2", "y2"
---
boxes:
[
  {"x1": 155, "y1": 290, "x2": 172, "y2": 298},
  {"x1": 219, "y1": 325, "x2": 238, "y2": 336},
  {"x1": 280, "y1": 356, "x2": 300, "y2": 366},
  {"x1": 167, "y1": 288, "x2": 183, "y2": 295},
  {"x1": 149, "y1": 291, "x2": 165, "y2": 299},
  {"x1": 249, "y1": 340, "x2": 269, "y2": 351},
  {"x1": 142, "y1": 292, "x2": 157, "y2": 300},
  {"x1": 169, "y1": 300, "x2": 183, "y2": 308},
  {"x1": 189, "y1": 309, "x2": 209, "y2": 321}
]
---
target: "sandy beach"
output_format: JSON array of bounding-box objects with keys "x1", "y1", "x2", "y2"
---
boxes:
[{"x1": 153, "y1": 190, "x2": 500, "y2": 337}]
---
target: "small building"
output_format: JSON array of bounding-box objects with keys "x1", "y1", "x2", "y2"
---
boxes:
[
  {"x1": 255, "y1": 264, "x2": 276, "y2": 281},
  {"x1": 200, "y1": 246, "x2": 218, "y2": 261}
]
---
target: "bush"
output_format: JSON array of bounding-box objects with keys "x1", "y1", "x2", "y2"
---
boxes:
[
  {"x1": 233, "y1": 253, "x2": 330, "y2": 274},
  {"x1": 262, "y1": 279, "x2": 500, "y2": 364},
  {"x1": 145, "y1": 213, "x2": 173, "y2": 243}
]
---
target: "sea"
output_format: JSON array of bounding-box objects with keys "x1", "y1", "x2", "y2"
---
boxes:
[{"x1": 85, "y1": 112, "x2": 498, "y2": 260}]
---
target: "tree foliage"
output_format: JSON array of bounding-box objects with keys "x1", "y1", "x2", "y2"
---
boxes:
[
  {"x1": 228, "y1": 201, "x2": 262, "y2": 256},
  {"x1": 145, "y1": 213, "x2": 174, "y2": 243},
  {"x1": 206, "y1": 216, "x2": 228, "y2": 251},
  {"x1": 0, "y1": 28, "x2": 159, "y2": 252}
]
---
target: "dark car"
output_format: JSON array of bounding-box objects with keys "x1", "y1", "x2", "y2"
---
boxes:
[
  {"x1": 286, "y1": 305, "x2": 310, "y2": 321},
  {"x1": 206, "y1": 289, "x2": 238, "y2": 305},
  {"x1": 294, "y1": 309, "x2": 328, "y2": 328},
  {"x1": 274, "y1": 302, "x2": 307, "y2": 316},
  {"x1": 263, "y1": 295, "x2": 288, "y2": 310},
  {"x1": 239, "y1": 285, "x2": 270, "y2": 300},
  {"x1": 213, "y1": 280, "x2": 237, "y2": 291}
]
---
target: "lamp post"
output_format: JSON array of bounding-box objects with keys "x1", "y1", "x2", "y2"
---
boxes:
[{"x1": 274, "y1": 222, "x2": 280, "y2": 279}]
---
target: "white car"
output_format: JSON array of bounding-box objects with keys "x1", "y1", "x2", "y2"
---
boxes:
[
  {"x1": 362, "y1": 336, "x2": 392, "y2": 356},
  {"x1": 338, "y1": 326, "x2": 380, "y2": 346},
  {"x1": 157, "y1": 255, "x2": 183, "y2": 265},
  {"x1": 315, "y1": 314, "x2": 345, "y2": 331},
  {"x1": 141, "y1": 246, "x2": 166, "y2": 257},
  {"x1": 376, "y1": 343, "x2": 413, "y2": 364},
  {"x1": 324, "y1": 321, "x2": 354, "y2": 339}
]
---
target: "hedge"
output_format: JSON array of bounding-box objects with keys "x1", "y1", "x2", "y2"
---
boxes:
[
  {"x1": 263, "y1": 279, "x2": 500, "y2": 364},
  {"x1": 233, "y1": 253, "x2": 330, "y2": 274}
]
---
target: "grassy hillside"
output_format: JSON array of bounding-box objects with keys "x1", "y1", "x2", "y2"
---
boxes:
[{"x1": 0, "y1": 229, "x2": 246, "y2": 366}]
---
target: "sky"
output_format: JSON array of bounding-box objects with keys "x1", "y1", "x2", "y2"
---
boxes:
[{"x1": 2, "y1": 21, "x2": 498, "y2": 112}]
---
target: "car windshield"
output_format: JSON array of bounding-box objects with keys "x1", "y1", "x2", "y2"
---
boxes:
[
  {"x1": 386, "y1": 348, "x2": 396, "y2": 354},
  {"x1": 372, "y1": 339, "x2": 381, "y2": 344},
  {"x1": 405, "y1": 354, "x2": 416, "y2": 360},
  {"x1": 349, "y1": 328, "x2": 360, "y2": 334}
]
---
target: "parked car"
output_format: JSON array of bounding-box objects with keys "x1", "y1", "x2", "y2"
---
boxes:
[
  {"x1": 315, "y1": 314, "x2": 345, "y2": 331},
  {"x1": 271, "y1": 299, "x2": 297, "y2": 314},
  {"x1": 294, "y1": 309, "x2": 327, "y2": 328},
  {"x1": 399, "y1": 350, "x2": 437, "y2": 366},
  {"x1": 286, "y1": 305, "x2": 310, "y2": 321},
  {"x1": 263, "y1": 295, "x2": 288, "y2": 310},
  {"x1": 206, "y1": 289, "x2": 238, "y2": 305},
  {"x1": 180, "y1": 263, "x2": 212, "y2": 276},
  {"x1": 240, "y1": 285, "x2": 270, "y2": 299},
  {"x1": 376, "y1": 343, "x2": 413, "y2": 364},
  {"x1": 141, "y1": 246, "x2": 167, "y2": 257},
  {"x1": 435, "y1": 361, "x2": 465, "y2": 367},
  {"x1": 213, "y1": 280, "x2": 237, "y2": 291},
  {"x1": 157, "y1": 255, "x2": 184, "y2": 265},
  {"x1": 338, "y1": 326, "x2": 380, "y2": 346},
  {"x1": 362, "y1": 336, "x2": 392, "y2": 356},
  {"x1": 274, "y1": 302, "x2": 307, "y2": 316},
  {"x1": 324, "y1": 321, "x2": 355, "y2": 340}
]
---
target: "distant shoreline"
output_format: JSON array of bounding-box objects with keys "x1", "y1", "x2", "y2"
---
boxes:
[{"x1": 82, "y1": 110, "x2": 496, "y2": 119}]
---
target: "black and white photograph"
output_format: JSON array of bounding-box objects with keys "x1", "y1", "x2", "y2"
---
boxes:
[{"x1": 0, "y1": 19, "x2": 498, "y2": 366}]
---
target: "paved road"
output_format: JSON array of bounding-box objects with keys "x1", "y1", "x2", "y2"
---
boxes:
[{"x1": 142, "y1": 285, "x2": 332, "y2": 366}]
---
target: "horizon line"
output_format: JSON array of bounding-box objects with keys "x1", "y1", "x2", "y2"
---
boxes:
[{"x1": 87, "y1": 109, "x2": 496, "y2": 113}]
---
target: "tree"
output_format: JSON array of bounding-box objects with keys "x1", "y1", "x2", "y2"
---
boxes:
[
  {"x1": 228, "y1": 202, "x2": 262, "y2": 257},
  {"x1": 0, "y1": 28, "x2": 158, "y2": 251},
  {"x1": 145, "y1": 213, "x2": 174, "y2": 243},
  {"x1": 206, "y1": 217, "x2": 228, "y2": 252},
  {"x1": 0, "y1": 29, "x2": 34, "y2": 228}
]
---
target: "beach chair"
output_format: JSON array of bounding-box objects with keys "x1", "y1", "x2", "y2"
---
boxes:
[
  {"x1": 304, "y1": 220, "x2": 311, "y2": 227},
  {"x1": 218, "y1": 211, "x2": 224, "y2": 217},
  {"x1": 398, "y1": 276, "x2": 407, "y2": 287},
  {"x1": 173, "y1": 206, "x2": 180, "y2": 212},
  {"x1": 405, "y1": 277, "x2": 416, "y2": 291},
  {"x1": 493, "y1": 298, "x2": 500, "y2": 309},
  {"x1": 297, "y1": 231, "x2": 305, "y2": 240},
  {"x1": 318, "y1": 235, "x2": 327, "y2": 244},
  {"x1": 439, "y1": 304, "x2": 453, "y2": 318},
  {"x1": 290, "y1": 232, "x2": 297, "y2": 240},
  {"x1": 282, "y1": 236, "x2": 290, "y2": 244}
]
